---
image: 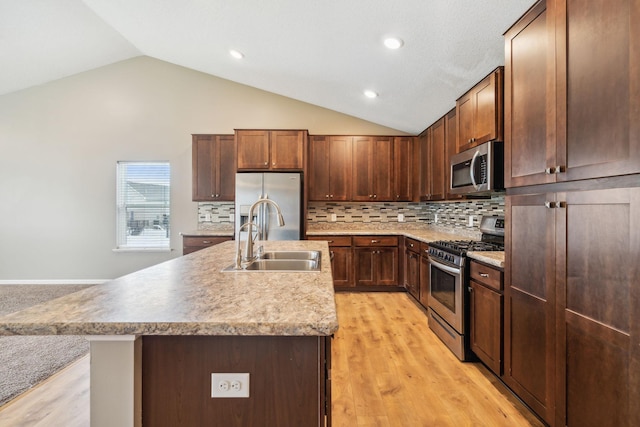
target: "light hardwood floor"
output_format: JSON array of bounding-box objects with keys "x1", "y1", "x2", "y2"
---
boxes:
[{"x1": 0, "y1": 293, "x2": 543, "y2": 426}]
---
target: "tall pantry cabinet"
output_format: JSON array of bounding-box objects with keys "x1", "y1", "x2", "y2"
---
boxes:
[{"x1": 503, "y1": 1, "x2": 640, "y2": 426}]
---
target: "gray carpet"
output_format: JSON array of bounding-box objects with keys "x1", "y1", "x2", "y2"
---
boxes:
[{"x1": 0, "y1": 284, "x2": 93, "y2": 406}]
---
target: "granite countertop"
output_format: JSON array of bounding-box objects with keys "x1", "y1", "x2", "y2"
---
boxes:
[
  {"x1": 0, "y1": 240, "x2": 337, "y2": 337},
  {"x1": 467, "y1": 251, "x2": 505, "y2": 269}
]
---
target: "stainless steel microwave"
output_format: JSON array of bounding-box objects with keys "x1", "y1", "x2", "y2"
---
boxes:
[{"x1": 449, "y1": 141, "x2": 504, "y2": 196}]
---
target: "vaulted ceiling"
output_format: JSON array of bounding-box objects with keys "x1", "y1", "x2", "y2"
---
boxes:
[{"x1": 0, "y1": 0, "x2": 536, "y2": 134}]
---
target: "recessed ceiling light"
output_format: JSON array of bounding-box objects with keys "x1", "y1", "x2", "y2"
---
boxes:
[
  {"x1": 364, "y1": 90, "x2": 378, "y2": 99},
  {"x1": 383, "y1": 37, "x2": 404, "y2": 49},
  {"x1": 229, "y1": 49, "x2": 244, "y2": 59}
]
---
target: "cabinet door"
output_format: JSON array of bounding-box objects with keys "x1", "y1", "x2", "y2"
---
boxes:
[
  {"x1": 404, "y1": 250, "x2": 420, "y2": 299},
  {"x1": 236, "y1": 130, "x2": 270, "y2": 169},
  {"x1": 351, "y1": 136, "x2": 374, "y2": 201},
  {"x1": 444, "y1": 108, "x2": 464, "y2": 200},
  {"x1": 376, "y1": 247, "x2": 398, "y2": 286},
  {"x1": 270, "y1": 130, "x2": 304, "y2": 169},
  {"x1": 555, "y1": 187, "x2": 639, "y2": 427},
  {"x1": 429, "y1": 118, "x2": 446, "y2": 201},
  {"x1": 393, "y1": 137, "x2": 413, "y2": 201},
  {"x1": 372, "y1": 137, "x2": 394, "y2": 201},
  {"x1": 354, "y1": 248, "x2": 375, "y2": 286},
  {"x1": 417, "y1": 129, "x2": 431, "y2": 201},
  {"x1": 330, "y1": 246, "x2": 353, "y2": 287},
  {"x1": 308, "y1": 136, "x2": 330, "y2": 200},
  {"x1": 504, "y1": 1, "x2": 556, "y2": 188},
  {"x1": 419, "y1": 250, "x2": 430, "y2": 308},
  {"x1": 555, "y1": 0, "x2": 640, "y2": 182},
  {"x1": 473, "y1": 68, "x2": 503, "y2": 146},
  {"x1": 192, "y1": 135, "x2": 216, "y2": 201},
  {"x1": 217, "y1": 135, "x2": 236, "y2": 200},
  {"x1": 192, "y1": 135, "x2": 235, "y2": 201},
  {"x1": 457, "y1": 92, "x2": 475, "y2": 153},
  {"x1": 504, "y1": 192, "x2": 556, "y2": 424},
  {"x1": 328, "y1": 136, "x2": 352, "y2": 201},
  {"x1": 470, "y1": 280, "x2": 503, "y2": 375}
]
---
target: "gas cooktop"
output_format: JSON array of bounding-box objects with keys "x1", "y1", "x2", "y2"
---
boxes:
[{"x1": 428, "y1": 240, "x2": 504, "y2": 256}]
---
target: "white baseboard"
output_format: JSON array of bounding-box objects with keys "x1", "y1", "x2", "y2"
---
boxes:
[{"x1": 0, "y1": 279, "x2": 108, "y2": 285}]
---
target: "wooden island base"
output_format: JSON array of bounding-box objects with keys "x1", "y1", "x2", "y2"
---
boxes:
[{"x1": 141, "y1": 335, "x2": 331, "y2": 427}]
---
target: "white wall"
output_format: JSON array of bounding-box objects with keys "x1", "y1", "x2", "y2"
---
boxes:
[{"x1": 0, "y1": 56, "x2": 406, "y2": 281}]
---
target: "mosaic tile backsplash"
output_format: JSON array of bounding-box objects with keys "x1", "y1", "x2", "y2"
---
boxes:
[{"x1": 198, "y1": 195, "x2": 504, "y2": 232}]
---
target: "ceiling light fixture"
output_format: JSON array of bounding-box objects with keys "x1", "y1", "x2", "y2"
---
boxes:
[
  {"x1": 364, "y1": 90, "x2": 378, "y2": 99},
  {"x1": 383, "y1": 37, "x2": 404, "y2": 49},
  {"x1": 229, "y1": 49, "x2": 244, "y2": 59}
]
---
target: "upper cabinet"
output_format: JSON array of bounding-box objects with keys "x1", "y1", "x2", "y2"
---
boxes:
[
  {"x1": 505, "y1": 0, "x2": 640, "y2": 188},
  {"x1": 444, "y1": 108, "x2": 464, "y2": 200},
  {"x1": 457, "y1": 67, "x2": 504, "y2": 153},
  {"x1": 192, "y1": 134, "x2": 236, "y2": 201},
  {"x1": 236, "y1": 129, "x2": 306, "y2": 170},
  {"x1": 352, "y1": 136, "x2": 394, "y2": 201},
  {"x1": 393, "y1": 136, "x2": 413, "y2": 201},
  {"x1": 308, "y1": 135, "x2": 352, "y2": 201},
  {"x1": 418, "y1": 118, "x2": 446, "y2": 202}
]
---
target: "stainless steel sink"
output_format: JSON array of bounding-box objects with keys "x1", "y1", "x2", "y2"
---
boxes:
[
  {"x1": 243, "y1": 259, "x2": 320, "y2": 271},
  {"x1": 259, "y1": 250, "x2": 321, "y2": 261}
]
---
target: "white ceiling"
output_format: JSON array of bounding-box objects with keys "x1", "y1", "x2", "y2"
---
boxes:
[{"x1": 0, "y1": 0, "x2": 536, "y2": 134}]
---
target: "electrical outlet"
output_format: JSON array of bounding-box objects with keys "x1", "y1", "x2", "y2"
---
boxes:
[
  {"x1": 330, "y1": 213, "x2": 337, "y2": 222},
  {"x1": 468, "y1": 215, "x2": 475, "y2": 227},
  {"x1": 435, "y1": 214, "x2": 439, "y2": 223},
  {"x1": 211, "y1": 373, "x2": 250, "y2": 398},
  {"x1": 398, "y1": 213, "x2": 404, "y2": 222}
]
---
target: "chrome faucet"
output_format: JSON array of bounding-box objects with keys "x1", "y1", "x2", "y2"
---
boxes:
[{"x1": 235, "y1": 197, "x2": 285, "y2": 269}]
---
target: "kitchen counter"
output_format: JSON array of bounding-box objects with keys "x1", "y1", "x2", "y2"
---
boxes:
[
  {"x1": 0, "y1": 240, "x2": 337, "y2": 427},
  {"x1": 0, "y1": 240, "x2": 337, "y2": 337},
  {"x1": 467, "y1": 251, "x2": 505, "y2": 269}
]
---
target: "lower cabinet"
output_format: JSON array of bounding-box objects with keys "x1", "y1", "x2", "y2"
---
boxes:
[
  {"x1": 182, "y1": 235, "x2": 232, "y2": 255},
  {"x1": 308, "y1": 236, "x2": 354, "y2": 288},
  {"x1": 469, "y1": 260, "x2": 503, "y2": 376},
  {"x1": 403, "y1": 237, "x2": 420, "y2": 299},
  {"x1": 353, "y1": 236, "x2": 399, "y2": 287},
  {"x1": 418, "y1": 242, "x2": 430, "y2": 308}
]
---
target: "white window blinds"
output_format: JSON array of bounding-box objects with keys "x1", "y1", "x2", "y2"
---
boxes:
[{"x1": 116, "y1": 161, "x2": 171, "y2": 250}]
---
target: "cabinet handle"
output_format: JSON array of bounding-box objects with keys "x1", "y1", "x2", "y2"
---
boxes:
[
  {"x1": 545, "y1": 201, "x2": 556, "y2": 209},
  {"x1": 373, "y1": 194, "x2": 377, "y2": 199},
  {"x1": 396, "y1": 194, "x2": 400, "y2": 198},
  {"x1": 326, "y1": 194, "x2": 330, "y2": 198},
  {"x1": 264, "y1": 161, "x2": 268, "y2": 166},
  {"x1": 371, "y1": 240, "x2": 380, "y2": 243},
  {"x1": 202, "y1": 241, "x2": 211, "y2": 244},
  {"x1": 480, "y1": 273, "x2": 489, "y2": 278},
  {"x1": 369, "y1": 194, "x2": 373, "y2": 198},
  {"x1": 330, "y1": 251, "x2": 335, "y2": 261},
  {"x1": 330, "y1": 194, "x2": 334, "y2": 198},
  {"x1": 468, "y1": 286, "x2": 473, "y2": 292},
  {"x1": 327, "y1": 240, "x2": 334, "y2": 243},
  {"x1": 546, "y1": 165, "x2": 565, "y2": 174},
  {"x1": 272, "y1": 162, "x2": 276, "y2": 166}
]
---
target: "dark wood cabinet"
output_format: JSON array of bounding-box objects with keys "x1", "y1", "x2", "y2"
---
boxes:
[
  {"x1": 353, "y1": 236, "x2": 399, "y2": 287},
  {"x1": 444, "y1": 108, "x2": 464, "y2": 200},
  {"x1": 505, "y1": 0, "x2": 640, "y2": 188},
  {"x1": 393, "y1": 136, "x2": 413, "y2": 201},
  {"x1": 469, "y1": 260, "x2": 503, "y2": 376},
  {"x1": 418, "y1": 119, "x2": 446, "y2": 202},
  {"x1": 456, "y1": 67, "x2": 504, "y2": 153},
  {"x1": 403, "y1": 237, "x2": 420, "y2": 299},
  {"x1": 308, "y1": 136, "x2": 352, "y2": 201},
  {"x1": 236, "y1": 129, "x2": 306, "y2": 170},
  {"x1": 182, "y1": 235, "x2": 233, "y2": 255},
  {"x1": 506, "y1": 187, "x2": 640, "y2": 427},
  {"x1": 192, "y1": 134, "x2": 236, "y2": 201},
  {"x1": 307, "y1": 235, "x2": 353, "y2": 288},
  {"x1": 419, "y1": 242, "x2": 430, "y2": 308},
  {"x1": 352, "y1": 136, "x2": 394, "y2": 201}
]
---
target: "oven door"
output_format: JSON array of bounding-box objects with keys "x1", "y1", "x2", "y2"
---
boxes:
[{"x1": 428, "y1": 256, "x2": 464, "y2": 334}]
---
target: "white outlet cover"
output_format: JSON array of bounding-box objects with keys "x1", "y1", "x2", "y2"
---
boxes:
[{"x1": 211, "y1": 373, "x2": 250, "y2": 398}]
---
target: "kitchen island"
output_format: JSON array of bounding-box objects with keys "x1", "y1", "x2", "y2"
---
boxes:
[{"x1": 0, "y1": 240, "x2": 338, "y2": 427}]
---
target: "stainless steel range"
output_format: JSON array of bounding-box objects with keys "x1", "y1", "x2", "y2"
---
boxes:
[{"x1": 427, "y1": 216, "x2": 505, "y2": 361}]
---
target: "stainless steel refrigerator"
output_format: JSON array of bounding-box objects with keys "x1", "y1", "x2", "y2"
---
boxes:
[{"x1": 235, "y1": 172, "x2": 302, "y2": 241}]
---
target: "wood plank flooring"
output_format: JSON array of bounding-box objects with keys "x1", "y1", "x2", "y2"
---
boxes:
[{"x1": 0, "y1": 293, "x2": 543, "y2": 426}]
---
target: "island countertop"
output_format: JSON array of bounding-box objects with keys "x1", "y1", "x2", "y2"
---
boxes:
[{"x1": 0, "y1": 240, "x2": 338, "y2": 337}]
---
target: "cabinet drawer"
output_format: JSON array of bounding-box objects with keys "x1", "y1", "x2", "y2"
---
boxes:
[
  {"x1": 470, "y1": 261, "x2": 503, "y2": 291},
  {"x1": 353, "y1": 236, "x2": 398, "y2": 247},
  {"x1": 405, "y1": 237, "x2": 420, "y2": 253},
  {"x1": 307, "y1": 235, "x2": 352, "y2": 247},
  {"x1": 183, "y1": 236, "x2": 231, "y2": 248}
]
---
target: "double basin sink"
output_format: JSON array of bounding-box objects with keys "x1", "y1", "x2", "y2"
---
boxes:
[{"x1": 224, "y1": 250, "x2": 321, "y2": 272}]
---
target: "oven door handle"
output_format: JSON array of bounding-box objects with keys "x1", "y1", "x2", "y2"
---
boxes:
[{"x1": 428, "y1": 256, "x2": 461, "y2": 276}]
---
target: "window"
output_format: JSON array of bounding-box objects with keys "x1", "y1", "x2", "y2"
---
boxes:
[{"x1": 116, "y1": 161, "x2": 170, "y2": 250}]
